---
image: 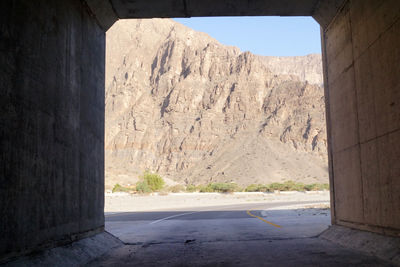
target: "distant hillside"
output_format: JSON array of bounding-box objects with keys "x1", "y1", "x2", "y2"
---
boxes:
[
  {"x1": 105, "y1": 19, "x2": 328, "y2": 189},
  {"x1": 259, "y1": 54, "x2": 323, "y2": 85}
]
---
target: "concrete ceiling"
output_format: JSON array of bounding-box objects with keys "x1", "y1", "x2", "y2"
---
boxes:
[
  {"x1": 111, "y1": 0, "x2": 320, "y2": 18},
  {"x1": 85, "y1": 0, "x2": 346, "y2": 30}
]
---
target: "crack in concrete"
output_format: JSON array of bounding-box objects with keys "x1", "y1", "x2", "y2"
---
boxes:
[{"x1": 123, "y1": 235, "x2": 320, "y2": 247}]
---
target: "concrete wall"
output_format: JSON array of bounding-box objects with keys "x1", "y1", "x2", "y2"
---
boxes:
[
  {"x1": 322, "y1": 0, "x2": 400, "y2": 236},
  {"x1": 0, "y1": 0, "x2": 105, "y2": 261},
  {"x1": 1, "y1": 0, "x2": 399, "y2": 262}
]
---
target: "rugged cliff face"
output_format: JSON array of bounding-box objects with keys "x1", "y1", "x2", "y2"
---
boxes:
[
  {"x1": 259, "y1": 54, "x2": 323, "y2": 85},
  {"x1": 105, "y1": 19, "x2": 328, "y2": 188}
]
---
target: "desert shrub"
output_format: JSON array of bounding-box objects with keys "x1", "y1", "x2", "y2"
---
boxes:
[
  {"x1": 267, "y1": 181, "x2": 300, "y2": 191},
  {"x1": 185, "y1": 184, "x2": 197, "y2": 192},
  {"x1": 268, "y1": 182, "x2": 285, "y2": 191},
  {"x1": 321, "y1": 184, "x2": 330, "y2": 190},
  {"x1": 245, "y1": 184, "x2": 269, "y2": 192},
  {"x1": 141, "y1": 171, "x2": 165, "y2": 191},
  {"x1": 136, "y1": 181, "x2": 152, "y2": 193},
  {"x1": 112, "y1": 183, "x2": 130, "y2": 193},
  {"x1": 293, "y1": 183, "x2": 306, "y2": 191},
  {"x1": 198, "y1": 184, "x2": 214, "y2": 192},
  {"x1": 176, "y1": 181, "x2": 329, "y2": 193},
  {"x1": 304, "y1": 184, "x2": 316, "y2": 191},
  {"x1": 266, "y1": 181, "x2": 329, "y2": 192},
  {"x1": 283, "y1": 180, "x2": 305, "y2": 191},
  {"x1": 236, "y1": 185, "x2": 245, "y2": 192},
  {"x1": 199, "y1": 183, "x2": 239, "y2": 193},
  {"x1": 169, "y1": 184, "x2": 185, "y2": 193},
  {"x1": 304, "y1": 183, "x2": 329, "y2": 191},
  {"x1": 212, "y1": 183, "x2": 233, "y2": 193}
]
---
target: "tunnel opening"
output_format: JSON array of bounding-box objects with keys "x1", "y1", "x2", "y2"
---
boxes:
[
  {"x1": 103, "y1": 17, "x2": 333, "y2": 260},
  {"x1": 104, "y1": 16, "x2": 329, "y2": 191}
]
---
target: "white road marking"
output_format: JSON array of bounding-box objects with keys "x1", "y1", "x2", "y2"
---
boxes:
[{"x1": 149, "y1": 211, "x2": 204, "y2": 224}]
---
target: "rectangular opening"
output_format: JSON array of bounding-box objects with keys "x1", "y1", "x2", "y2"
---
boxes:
[{"x1": 103, "y1": 16, "x2": 331, "y2": 263}]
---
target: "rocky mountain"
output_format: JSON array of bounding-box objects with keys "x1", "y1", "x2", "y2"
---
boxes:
[
  {"x1": 105, "y1": 19, "x2": 328, "y2": 189},
  {"x1": 259, "y1": 54, "x2": 323, "y2": 85}
]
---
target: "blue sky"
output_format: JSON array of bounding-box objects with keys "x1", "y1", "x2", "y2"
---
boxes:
[{"x1": 173, "y1": 17, "x2": 321, "y2": 57}]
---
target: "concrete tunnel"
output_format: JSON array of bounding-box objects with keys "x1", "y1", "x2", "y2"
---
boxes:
[{"x1": 0, "y1": 0, "x2": 399, "y2": 263}]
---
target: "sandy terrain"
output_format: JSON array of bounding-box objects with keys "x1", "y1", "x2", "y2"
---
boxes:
[{"x1": 105, "y1": 191, "x2": 330, "y2": 212}]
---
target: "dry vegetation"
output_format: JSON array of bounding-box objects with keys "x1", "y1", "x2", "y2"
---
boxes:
[{"x1": 112, "y1": 172, "x2": 329, "y2": 194}]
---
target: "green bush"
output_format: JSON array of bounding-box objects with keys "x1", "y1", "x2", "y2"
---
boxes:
[
  {"x1": 136, "y1": 181, "x2": 152, "y2": 193},
  {"x1": 141, "y1": 171, "x2": 165, "y2": 191},
  {"x1": 245, "y1": 184, "x2": 269, "y2": 192},
  {"x1": 268, "y1": 182, "x2": 284, "y2": 191},
  {"x1": 267, "y1": 181, "x2": 298, "y2": 191},
  {"x1": 198, "y1": 183, "x2": 239, "y2": 193},
  {"x1": 304, "y1": 184, "x2": 316, "y2": 191},
  {"x1": 164, "y1": 181, "x2": 330, "y2": 193},
  {"x1": 112, "y1": 183, "x2": 130, "y2": 193},
  {"x1": 185, "y1": 184, "x2": 197, "y2": 192},
  {"x1": 212, "y1": 183, "x2": 238, "y2": 193},
  {"x1": 282, "y1": 180, "x2": 305, "y2": 191},
  {"x1": 304, "y1": 183, "x2": 329, "y2": 191},
  {"x1": 266, "y1": 181, "x2": 329, "y2": 192},
  {"x1": 198, "y1": 184, "x2": 214, "y2": 193}
]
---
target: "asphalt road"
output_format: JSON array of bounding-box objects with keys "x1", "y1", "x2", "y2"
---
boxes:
[
  {"x1": 104, "y1": 201, "x2": 331, "y2": 245},
  {"x1": 105, "y1": 201, "x2": 327, "y2": 222},
  {"x1": 88, "y1": 201, "x2": 392, "y2": 266},
  {"x1": 105, "y1": 201, "x2": 329, "y2": 222}
]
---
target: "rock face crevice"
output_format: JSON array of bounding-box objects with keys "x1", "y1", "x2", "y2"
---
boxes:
[{"x1": 105, "y1": 19, "x2": 328, "y2": 188}]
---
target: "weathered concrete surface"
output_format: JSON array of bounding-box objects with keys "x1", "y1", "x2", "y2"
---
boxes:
[
  {"x1": 107, "y1": 0, "x2": 345, "y2": 25},
  {"x1": 321, "y1": 0, "x2": 400, "y2": 236},
  {"x1": 88, "y1": 203, "x2": 392, "y2": 266},
  {"x1": 321, "y1": 225, "x2": 400, "y2": 265},
  {"x1": 111, "y1": 0, "x2": 320, "y2": 18},
  {"x1": 0, "y1": 0, "x2": 105, "y2": 262},
  {"x1": 83, "y1": 0, "x2": 347, "y2": 29},
  {"x1": 84, "y1": 0, "x2": 118, "y2": 30},
  {"x1": 88, "y1": 238, "x2": 394, "y2": 266},
  {"x1": 4, "y1": 232, "x2": 122, "y2": 267}
]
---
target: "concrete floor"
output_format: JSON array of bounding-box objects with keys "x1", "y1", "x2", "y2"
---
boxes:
[{"x1": 87, "y1": 201, "x2": 394, "y2": 266}]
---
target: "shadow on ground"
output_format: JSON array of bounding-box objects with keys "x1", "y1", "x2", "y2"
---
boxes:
[{"x1": 87, "y1": 207, "x2": 393, "y2": 266}]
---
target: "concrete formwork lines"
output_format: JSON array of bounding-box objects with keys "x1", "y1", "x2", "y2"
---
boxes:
[
  {"x1": 320, "y1": 27, "x2": 337, "y2": 225},
  {"x1": 347, "y1": 5, "x2": 365, "y2": 223},
  {"x1": 323, "y1": 0, "x2": 400, "y2": 235},
  {"x1": 349, "y1": 3, "x2": 400, "y2": 64}
]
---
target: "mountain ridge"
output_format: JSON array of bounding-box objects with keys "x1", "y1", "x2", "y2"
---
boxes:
[{"x1": 105, "y1": 19, "x2": 328, "y2": 189}]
